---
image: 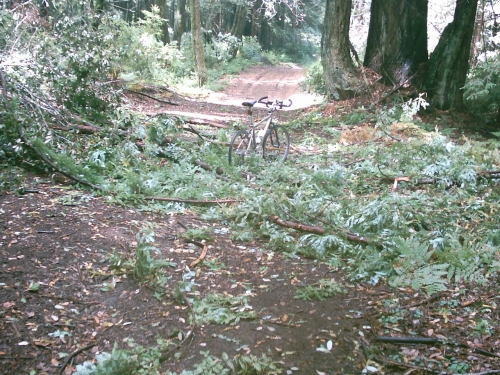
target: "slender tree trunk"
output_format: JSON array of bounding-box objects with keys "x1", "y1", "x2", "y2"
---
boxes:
[
  {"x1": 250, "y1": 0, "x2": 263, "y2": 38},
  {"x1": 470, "y1": 0, "x2": 485, "y2": 67},
  {"x1": 321, "y1": 0, "x2": 365, "y2": 100},
  {"x1": 157, "y1": 0, "x2": 170, "y2": 44},
  {"x1": 423, "y1": 0, "x2": 478, "y2": 110},
  {"x1": 364, "y1": 0, "x2": 428, "y2": 86},
  {"x1": 190, "y1": 0, "x2": 207, "y2": 86},
  {"x1": 173, "y1": 0, "x2": 187, "y2": 46},
  {"x1": 231, "y1": 5, "x2": 247, "y2": 39}
]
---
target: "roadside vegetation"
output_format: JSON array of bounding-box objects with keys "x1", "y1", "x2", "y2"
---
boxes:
[{"x1": 1, "y1": 0, "x2": 500, "y2": 374}]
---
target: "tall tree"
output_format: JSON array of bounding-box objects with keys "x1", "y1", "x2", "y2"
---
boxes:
[
  {"x1": 157, "y1": 0, "x2": 170, "y2": 45},
  {"x1": 321, "y1": 0, "x2": 365, "y2": 100},
  {"x1": 231, "y1": 5, "x2": 248, "y2": 38},
  {"x1": 364, "y1": 0, "x2": 428, "y2": 86},
  {"x1": 190, "y1": 0, "x2": 207, "y2": 86},
  {"x1": 423, "y1": 0, "x2": 478, "y2": 110},
  {"x1": 173, "y1": 0, "x2": 187, "y2": 46}
]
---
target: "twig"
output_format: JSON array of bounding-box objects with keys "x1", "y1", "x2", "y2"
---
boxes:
[
  {"x1": 185, "y1": 239, "x2": 208, "y2": 268},
  {"x1": 375, "y1": 67, "x2": 423, "y2": 105},
  {"x1": 400, "y1": 291, "x2": 449, "y2": 309},
  {"x1": 57, "y1": 343, "x2": 96, "y2": 375},
  {"x1": 375, "y1": 336, "x2": 439, "y2": 344},
  {"x1": 159, "y1": 293, "x2": 196, "y2": 363}
]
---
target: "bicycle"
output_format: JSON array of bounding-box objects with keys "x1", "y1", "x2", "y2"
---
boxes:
[{"x1": 228, "y1": 96, "x2": 291, "y2": 166}]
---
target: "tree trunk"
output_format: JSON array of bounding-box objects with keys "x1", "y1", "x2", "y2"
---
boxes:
[
  {"x1": 321, "y1": 0, "x2": 365, "y2": 100},
  {"x1": 157, "y1": 0, "x2": 170, "y2": 45},
  {"x1": 423, "y1": 0, "x2": 478, "y2": 110},
  {"x1": 470, "y1": 0, "x2": 485, "y2": 67},
  {"x1": 231, "y1": 5, "x2": 247, "y2": 39},
  {"x1": 173, "y1": 0, "x2": 187, "y2": 46},
  {"x1": 190, "y1": 0, "x2": 207, "y2": 86},
  {"x1": 250, "y1": 0, "x2": 263, "y2": 38},
  {"x1": 364, "y1": 0, "x2": 428, "y2": 86}
]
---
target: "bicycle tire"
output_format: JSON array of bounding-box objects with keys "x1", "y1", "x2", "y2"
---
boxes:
[
  {"x1": 228, "y1": 129, "x2": 252, "y2": 165},
  {"x1": 262, "y1": 124, "x2": 290, "y2": 162}
]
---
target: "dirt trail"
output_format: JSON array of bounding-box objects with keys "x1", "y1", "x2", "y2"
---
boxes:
[{"x1": 206, "y1": 64, "x2": 323, "y2": 109}]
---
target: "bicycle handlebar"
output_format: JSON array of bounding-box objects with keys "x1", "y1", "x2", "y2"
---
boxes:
[{"x1": 256, "y1": 97, "x2": 293, "y2": 109}]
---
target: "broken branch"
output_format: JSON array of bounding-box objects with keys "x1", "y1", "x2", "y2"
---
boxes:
[{"x1": 145, "y1": 197, "x2": 240, "y2": 205}]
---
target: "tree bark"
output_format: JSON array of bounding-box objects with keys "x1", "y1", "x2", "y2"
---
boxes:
[
  {"x1": 157, "y1": 0, "x2": 171, "y2": 45},
  {"x1": 364, "y1": 0, "x2": 428, "y2": 86},
  {"x1": 173, "y1": 0, "x2": 187, "y2": 46},
  {"x1": 321, "y1": 0, "x2": 365, "y2": 100},
  {"x1": 423, "y1": 0, "x2": 478, "y2": 110},
  {"x1": 231, "y1": 5, "x2": 248, "y2": 39},
  {"x1": 190, "y1": 0, "x2": 207, "y2": 86},
  {"x1": 470, "y1": 0, "x2": 485, "y2": 67}
]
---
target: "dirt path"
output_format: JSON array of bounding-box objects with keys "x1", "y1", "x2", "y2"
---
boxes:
[{"x1": 207, "y1": 64, "x2": 322, "y2": 109}]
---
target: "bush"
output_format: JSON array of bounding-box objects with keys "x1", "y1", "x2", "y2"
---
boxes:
[
  {"x1": 302, "y1": 60, "x2": 326, "y2": 95},
  {"x1": 463, "y1": 54, "x2": 500, "y2": 126}
]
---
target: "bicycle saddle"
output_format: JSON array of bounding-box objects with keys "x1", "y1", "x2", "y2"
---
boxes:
[{"x1": 242, "y1": 100, "x2": 257, "y2": 107}]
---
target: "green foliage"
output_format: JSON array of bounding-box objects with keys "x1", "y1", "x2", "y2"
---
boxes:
[
  {"x1": 170, "y1": 351, "x2": 280, "y2": 375},
  {"x1": 464, "y1": 54, "x2": 500, "y2": 121},
  {"x1": 390, "y1": 238, "x2": 450, "y2": 295},
  {"x1": 294, "y1": 278, "x2": 346, "y2": 301},
  {"x1": 192, "y1": 293, "x2": 257, "y2": 325},
  {"x1": 302, "y1": 60, "x2": 326, "y2": 95},
  {"x1": 238, "y1": 36, "x2": 263, "y2": 62},
  {"x1": 182, "y1": 227, "x2": 214, "y2": 242},
  {"x1": 74, "y1": 340, "x2": 170, "y2": 375},
  {"x1": 108, "y1": 7, "x2": 184, "y2": 84},
  {"x1": 134, "y1": 223, "x2": 176, "y2": 280}
]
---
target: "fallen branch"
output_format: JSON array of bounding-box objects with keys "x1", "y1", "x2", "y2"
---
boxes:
[
  {"x1": 144, "y1": 197, "x2": 240, "y2": 205},
  {"x1": 375, "y1": 336, "x2": 439, "y2": 345},
  {"x1": 17, "y1": 123, "x2": 102, "y2": 190},
  {"x1": 400, "y1": 291, "x2": 449, "y2": 309},
  {"x1": 126, "y1": 88, "x2": 179, "y2": 106},
  {"x1": 150, "y1": 112, "x2": 230, "y2": 129},
  {"x1": 268, "y1": 215, "x2": 373, "y2": 245},
  {"x1": 57, "y1": 343, "x2": 96, "y2": 375},
  {"x1": 268, "y1": 215, "x2": 325, "y2": 235},
  {"x1": 193, "y1": 159, "x2": 224, "y2": 175},
  {"x1": 185, "y1": 239, "x2": 208, "y2": 268},
  {"x1": 375, "y1": 335, "x2": 500, "y2": 359}
]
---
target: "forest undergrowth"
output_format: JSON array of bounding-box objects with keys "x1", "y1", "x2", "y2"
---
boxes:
[{"x1": 3, "y1": 85, "x2": 500, "y2": 374}]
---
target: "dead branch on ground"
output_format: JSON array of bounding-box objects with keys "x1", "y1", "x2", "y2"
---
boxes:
[
  {"x1": 267, "y1": 215, "x2": 373, "y2": 245},
  {"x1": 126, "y1": 88, "x2": 179, "y2": 106},
  {"x1": 144, "y1": 197, "x2": 240, "y2": 205}
]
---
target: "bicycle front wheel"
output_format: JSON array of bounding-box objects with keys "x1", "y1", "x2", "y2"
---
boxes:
[
  {"x1": 262, "y1": 124, "x2": 290, "y2": 162},
  {"x1": 228, "y1": 129, "x2": 252, "y2": 165}
]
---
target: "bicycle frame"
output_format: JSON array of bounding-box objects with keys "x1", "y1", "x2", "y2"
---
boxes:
[
  {"x1": 229, "y1": 96, "x2": 292, "y2": 165},
  {"x1": 246, "y1": 108, "x2": 274, "y2": 151}
]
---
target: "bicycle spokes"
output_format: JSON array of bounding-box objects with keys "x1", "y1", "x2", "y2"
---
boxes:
[{"x1": 263, "y1": 125, "x2": 290, "y2": 162}]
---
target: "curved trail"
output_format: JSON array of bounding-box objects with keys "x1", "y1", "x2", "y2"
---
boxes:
[{"x1": 205, "y1": 64, "x2": 323, "y2": 109}]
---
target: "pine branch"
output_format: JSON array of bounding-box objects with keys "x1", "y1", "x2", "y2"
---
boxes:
[{"x1": 17, "y1": 123, "x2": 103, "y2": 190}]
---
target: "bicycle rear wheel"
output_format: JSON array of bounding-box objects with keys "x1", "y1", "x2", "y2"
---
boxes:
[
  {"x1": 262, "y1": 124, "x2": 290, "y2": 162},
  {"x1": 228, "y1": 129, "x2": 252, "y2": 165}
]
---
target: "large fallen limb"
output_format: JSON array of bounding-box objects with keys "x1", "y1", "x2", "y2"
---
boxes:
[{"x1": 267, "y1": 215, "x2": 373, "y2": 245}]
